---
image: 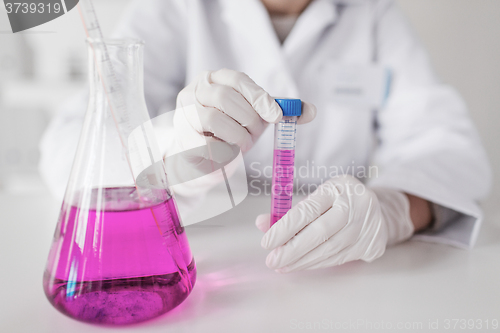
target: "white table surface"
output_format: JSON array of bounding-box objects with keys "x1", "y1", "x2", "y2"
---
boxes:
[{"x1": 1, "y1": 191, "x2": 499, "y2": 333}]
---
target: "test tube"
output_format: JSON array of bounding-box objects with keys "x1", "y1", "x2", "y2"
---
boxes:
[{"x1": 271, "y1": 98, "x2": 302, "y2": 227}]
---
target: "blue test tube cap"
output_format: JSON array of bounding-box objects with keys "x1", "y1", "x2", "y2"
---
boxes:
[{"x1": 275, "y1": 98, "x2": 302, "y2": 117}]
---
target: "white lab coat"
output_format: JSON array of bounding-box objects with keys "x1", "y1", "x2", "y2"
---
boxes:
[{"x1": 40, "y1": 0, "x2": 491, "y2": 248}]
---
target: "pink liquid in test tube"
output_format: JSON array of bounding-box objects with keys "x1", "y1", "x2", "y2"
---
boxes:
[
  {"x1": 43, "y1": 187, "x2": 196, "y2": 325},
  {"x1": 271, "y1": 99, "x2": 302, "y2": 227}
]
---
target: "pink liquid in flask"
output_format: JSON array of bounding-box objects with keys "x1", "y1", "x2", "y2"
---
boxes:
[{"x1": 43, "y1": 187, "x2": 196, "y2": 325}]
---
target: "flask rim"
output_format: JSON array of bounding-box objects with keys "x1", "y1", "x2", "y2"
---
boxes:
[{"x1": 86, "y1": 37, "x2": 145, "y2": 47}]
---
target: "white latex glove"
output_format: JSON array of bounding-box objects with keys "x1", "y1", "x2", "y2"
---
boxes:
[
  {"x1": 256, "y1": 175, "x2": 414, "y2": 273},
  {"x1": 170, "y1": 69, "x2": 316, "y2": 198},
  {"x1": 174, "y1": 68, "x2": 316, "y2": 154}
]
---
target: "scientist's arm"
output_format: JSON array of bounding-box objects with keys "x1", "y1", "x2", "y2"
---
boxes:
[
  {"x1": 256, "y1": 0, "x2": 490, "y2": 272},
  {"x1": 406, "y1": 194, "x2": 432, "y2": 232},
  {"x1": 369, "y1": 0, "x2": 491, "y2": 248}
]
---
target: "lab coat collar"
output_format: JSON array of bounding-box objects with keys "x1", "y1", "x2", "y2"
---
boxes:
[
  {"x1": 220, "y1": 0, "x2": 298, "y2": 96},
  {"x1": 284, "y1": 0, "x2": 339, "y2": 55},
  {"x1": 330, "y1": 0, "x2": 366, "y2": 4},
  {"x1": 219, "y1": 0, "x2": 278, "y2": 55},
  {"x1": 218, "y1": 0, "x2": 358, "y2": 97}
]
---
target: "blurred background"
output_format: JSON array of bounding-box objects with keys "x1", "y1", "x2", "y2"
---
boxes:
[{"x1": 0, "y1": 0, "x2": 498, "y2": 216}]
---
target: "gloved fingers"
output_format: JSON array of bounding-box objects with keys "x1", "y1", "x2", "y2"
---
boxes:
[
  {"x1": 206, "y1": 139, "x2": 240, "y2": 165},
  {"x1": 276, "y1": 215, "x2": 386, "y2": 272},
  {"x1": 370, "y1": 187, "x2": 414, "y2": 246},
  {"x1": 261, "y1": 181, "x2": 339, "y2": 250},
  {"x1": 266, "y1": 176, "x2": 389, "y2": 273},
  {"x1": 264, "y1": 203, "x2": 350, "y2": 269},
  {"x1": 210, "y1": 69, "x2": 283, "y2": 123},
  {"x1": 274, "y1": 238, "x2": 356, "y2": 273},
  {"x1": 255, "y1": 213, "x2": 271, "y2": 233},
  {"x1": 302, "y1": 239, "x2": 386, "y2": 271},
  {"x1": 181, "y1": 139, "x2": 239, "y2": 167},
  {"x1": 301, "y1": 249, "x2": 357, "y2": 271},
  {"x1": 296, "y1": 101, "x2": 317, "y2": 125},
  {"x1": 267, "y1": 196, "x2": 366, "y2": 271},
  {"x1": 173, "y1": 103, "x2": 205, "y2": 148},
  {"x1": 195, "y1": 82, "x2": 267, "y2": 140},
  {"x1": 195, "y1": 107, "x2": 254, "y2": 152},
  {"x1": 353, "y1": 216, "x2": 387, "y2": 263}
]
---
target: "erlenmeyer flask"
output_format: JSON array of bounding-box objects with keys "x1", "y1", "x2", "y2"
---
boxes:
[{"x1": 43, "y1": 39, "x2": 196, "y2": 325}]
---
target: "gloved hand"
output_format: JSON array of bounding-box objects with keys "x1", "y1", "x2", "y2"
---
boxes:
[
  {"x1": 256, "y1": 175, "x2": 415, "y2": 273},
  {"x1": 174, "y1": 68, "x2": 316, "y2": 154},
  {"x1": 170, "y1": 69, "x2": 316, "y2": 197}
]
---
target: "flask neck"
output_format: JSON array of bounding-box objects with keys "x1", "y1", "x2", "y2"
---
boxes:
[{"x1": 87, "y1": 39, "x2": 146, "y2": 104}]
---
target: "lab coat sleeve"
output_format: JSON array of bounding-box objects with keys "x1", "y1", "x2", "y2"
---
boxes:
[
  {"x1": 368, "y1": 0, "x2": 492, "y2": 249},
  {"x1": 39, "y1": 0, "x2": 188, "y2": 200}
]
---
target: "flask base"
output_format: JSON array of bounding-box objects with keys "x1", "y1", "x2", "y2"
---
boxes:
[{"x1": 43, "y1": 260, "x2": 196, "y2": 325}]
